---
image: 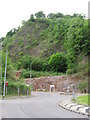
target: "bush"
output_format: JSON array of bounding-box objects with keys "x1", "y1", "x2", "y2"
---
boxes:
[
  {"x1": 66, "y1": 68, "x2": 77, "y2": 74},
  {"x1": 32, "y1": 57, "x2": 45, "y2": 71},
  {"x1": 48, "y1": 52, "x2": 67, "y2": 72},
  {"x1": 42, "y1": 63, "x2": 50, "y2": 71},
  {"x1": 21, "y1": 69, "x2": 64, "y2": 78},
  {"x1": 20, "y1": 55, "x2": 32, "y2": 69},
  {"x1": 3, "y1": 82, "x2": 31, "y2": 95},
  {"x1": 22, "y1": 69, "x2": 40, "y2": 78},
  {"x1": 77, "y1": 81, "x2": 88, "y2": 93},
  {"x1": 66, "y1": 69, "x2": 74, "y2": 74},
  {"x1": 19, "y1": 56, "x2": 47, "y2": 71}
]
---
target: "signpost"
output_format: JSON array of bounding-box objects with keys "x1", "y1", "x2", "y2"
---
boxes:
[
  {"x1": 50, "y1": 85, "x2": 55, "y2": 92},
  {"x1": 5, "y1": 81, "x2": 8, "y2": 87}
]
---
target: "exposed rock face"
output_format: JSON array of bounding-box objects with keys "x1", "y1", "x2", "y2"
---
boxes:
[{"x1": 25, "y1": 75, "x2": 80, "y2": 92}]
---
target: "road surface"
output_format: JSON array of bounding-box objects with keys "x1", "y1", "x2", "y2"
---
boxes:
[{"x1": 0, "y1": 92, "x2": 88, "y2": 118}]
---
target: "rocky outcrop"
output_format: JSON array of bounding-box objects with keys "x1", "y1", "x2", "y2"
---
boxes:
[{"x1": 25, "y1": 75, "x2": 80, "y2": 92}]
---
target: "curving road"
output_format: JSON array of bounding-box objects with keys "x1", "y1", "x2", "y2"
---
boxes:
[{"x1": 0, "y1": 92, "x2": 88, "y2": 118}]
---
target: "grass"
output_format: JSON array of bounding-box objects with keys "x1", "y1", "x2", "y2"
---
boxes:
[
  {"x1": 73, "y1": 94, "x2": 90, "y2": 105},
  {"x1": 35, "y1": 71, "x2": 65, "y2": 77},
  {"x1": 22, "y1": 70, "x2": 65, "y2": 78}
]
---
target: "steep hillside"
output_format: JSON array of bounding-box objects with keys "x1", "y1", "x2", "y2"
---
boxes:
[
  {"x1": 2, "y1": 12, "x2": 89, "y2": 79},
  {"x1": 1, "y1": 12, "x2": 89, "y2": 95},
  {"x1": 2, "y1": 18, "x2": 70, "y2": 61}
]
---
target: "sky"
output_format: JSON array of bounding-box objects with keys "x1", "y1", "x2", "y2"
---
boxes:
[{"x1": 0, "y1": 0, "x2": 89, "y2": 37}]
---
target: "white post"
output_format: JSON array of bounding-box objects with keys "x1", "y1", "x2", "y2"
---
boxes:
[
  {"x1": 26, "y1": 85, "x2": 29, "y2": 96},
  {"x1": 3, "y1": 50, "x2": 8, "y2": 98},
  {"x1": 18, "y1": 87, "x2": 20, "y2": 96}
]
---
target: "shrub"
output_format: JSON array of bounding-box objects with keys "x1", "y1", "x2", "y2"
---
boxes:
[
  {"x1": 42, "y1": 63, "x2": 50, "y2": 71},
  {"x1": 48, "y1": 52, "x2": 67, "y2": 72},
  {"x1": 66, "y1": 68, "x2": 77, "y2": 74},
  {"x1": 20, "y1": 55, "x2": 32, "y2": 69},
  {"x1": 77, "y1": 81, "x2": 88, "y2": 93},
  {"x1": 22, "y1": 69, "x2": 38, "y2": 78},
  {"x1": 5, "y1": 82, "x2": 31, "y2": 95},
  {"x1": 22, "y1": 70, "x2": 30, "y2": 78},
  {"x1": 66, "y1": 69, "x2": 74, "y2": 74},
  {"x1": 21, "y1": 69, "x2": 64, "y2": 78},
  {"x1": 32, "y1": 58, "x2": 45, "y2": 71}
]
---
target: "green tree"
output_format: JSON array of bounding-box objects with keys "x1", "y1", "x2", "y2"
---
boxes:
[
  {"x1": 1, "y1": 50, "x2": 16, "y2": 92},
  {"x1": 20, "y1": 55, "x2": 32, "y2": 69},
  {"x1": 32, "y1": 58, "x2": 44, "y2": 71},
  {"x1": 30, "y1": 14, "x2": 35, "y2": 22},
  {"x1": 48, "y1": 52, "x2": 67, "y2": 72},
  {"x1": 65, "y1": 27, "x2": 77, "y2": 69},
  {"x1": 55, "y1": 13, "x2": 64, "y2": 18},
  {"x1": 35, "y1": 11, "x2": 45, "y2": 18},
  {"x1": 6, "y1": 28, "x2": 17, "y2": 37},
  {"x1": 47, "y1": 13, "x2": 56, "y2": 19},
  {"x1": 64, "y1": 17, "x2": 89, "y2": 70}
]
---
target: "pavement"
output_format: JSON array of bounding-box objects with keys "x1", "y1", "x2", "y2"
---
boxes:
[
  {"x1": 58, "y1": 99, "x2": 90, "y2": 116},
  {"x1": 1, "y1": 93, "x2": 38, "y2": 100},
  {"x1": 0, "y1": 99, "x2": 2, "y2": 120},
  {"x1": 0, "y1": 92, "x2": 88, "y2": 118}
]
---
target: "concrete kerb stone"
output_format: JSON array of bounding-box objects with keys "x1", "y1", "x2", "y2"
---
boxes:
[
  {"x1": 58, "y1": 100, "x2": 90, "y2": 116},
  {"x1": 65, "y1": 103, "x2": 76, "y2": 109}
]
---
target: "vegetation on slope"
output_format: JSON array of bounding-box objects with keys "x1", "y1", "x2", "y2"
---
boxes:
[{"x1": 1, "y1": 11, "x2": 89, "y2": 95}]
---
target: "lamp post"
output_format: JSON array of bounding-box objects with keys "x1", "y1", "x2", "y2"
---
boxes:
[{"x1": 3, "y1": 50, "x2": 8, "y2": 98}]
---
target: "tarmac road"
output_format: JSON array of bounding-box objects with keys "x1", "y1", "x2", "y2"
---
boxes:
[{"x1": 0, "y1": 92, "x2": 88, "y2": 118}]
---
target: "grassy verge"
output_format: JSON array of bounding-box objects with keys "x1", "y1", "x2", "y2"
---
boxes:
[{"x1": 73, "y1": 94, "x2": 90, "y2": 105}]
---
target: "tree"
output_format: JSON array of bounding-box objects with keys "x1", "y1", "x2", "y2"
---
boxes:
[
  {"x1": 1, "y1": 50, "x2": 16, "y2": 84},
  {"x1": 64, "y1": 17, "x2": 89, "y2": 70},
  {"x1": 48, "y1": 52, "x2": 67, "y2": 72},
  {"x1": 6, "y1": 28, "x2": 17, "y2": 37},
  {"x1": 30, "y1": 14, "x2": 35, "y2": 22},
  {"x1": 20, "y1": 55, "x2": 32, "y2": 69},
  {"x1": 35, "y1": 11, "x2": 45, "y2": 18},
  {"x1": 65, "y1": 27, "x2": 77, "y2": 69},
  {"x1": 47, "y1": 13, "x2": 56, "y2": 19},
  {"x1": 32, "y1": 58, "x2": 44, "y2": 71},
  {"x1": 55, "y1": 13, "x2": 64, "y2": 18}
]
